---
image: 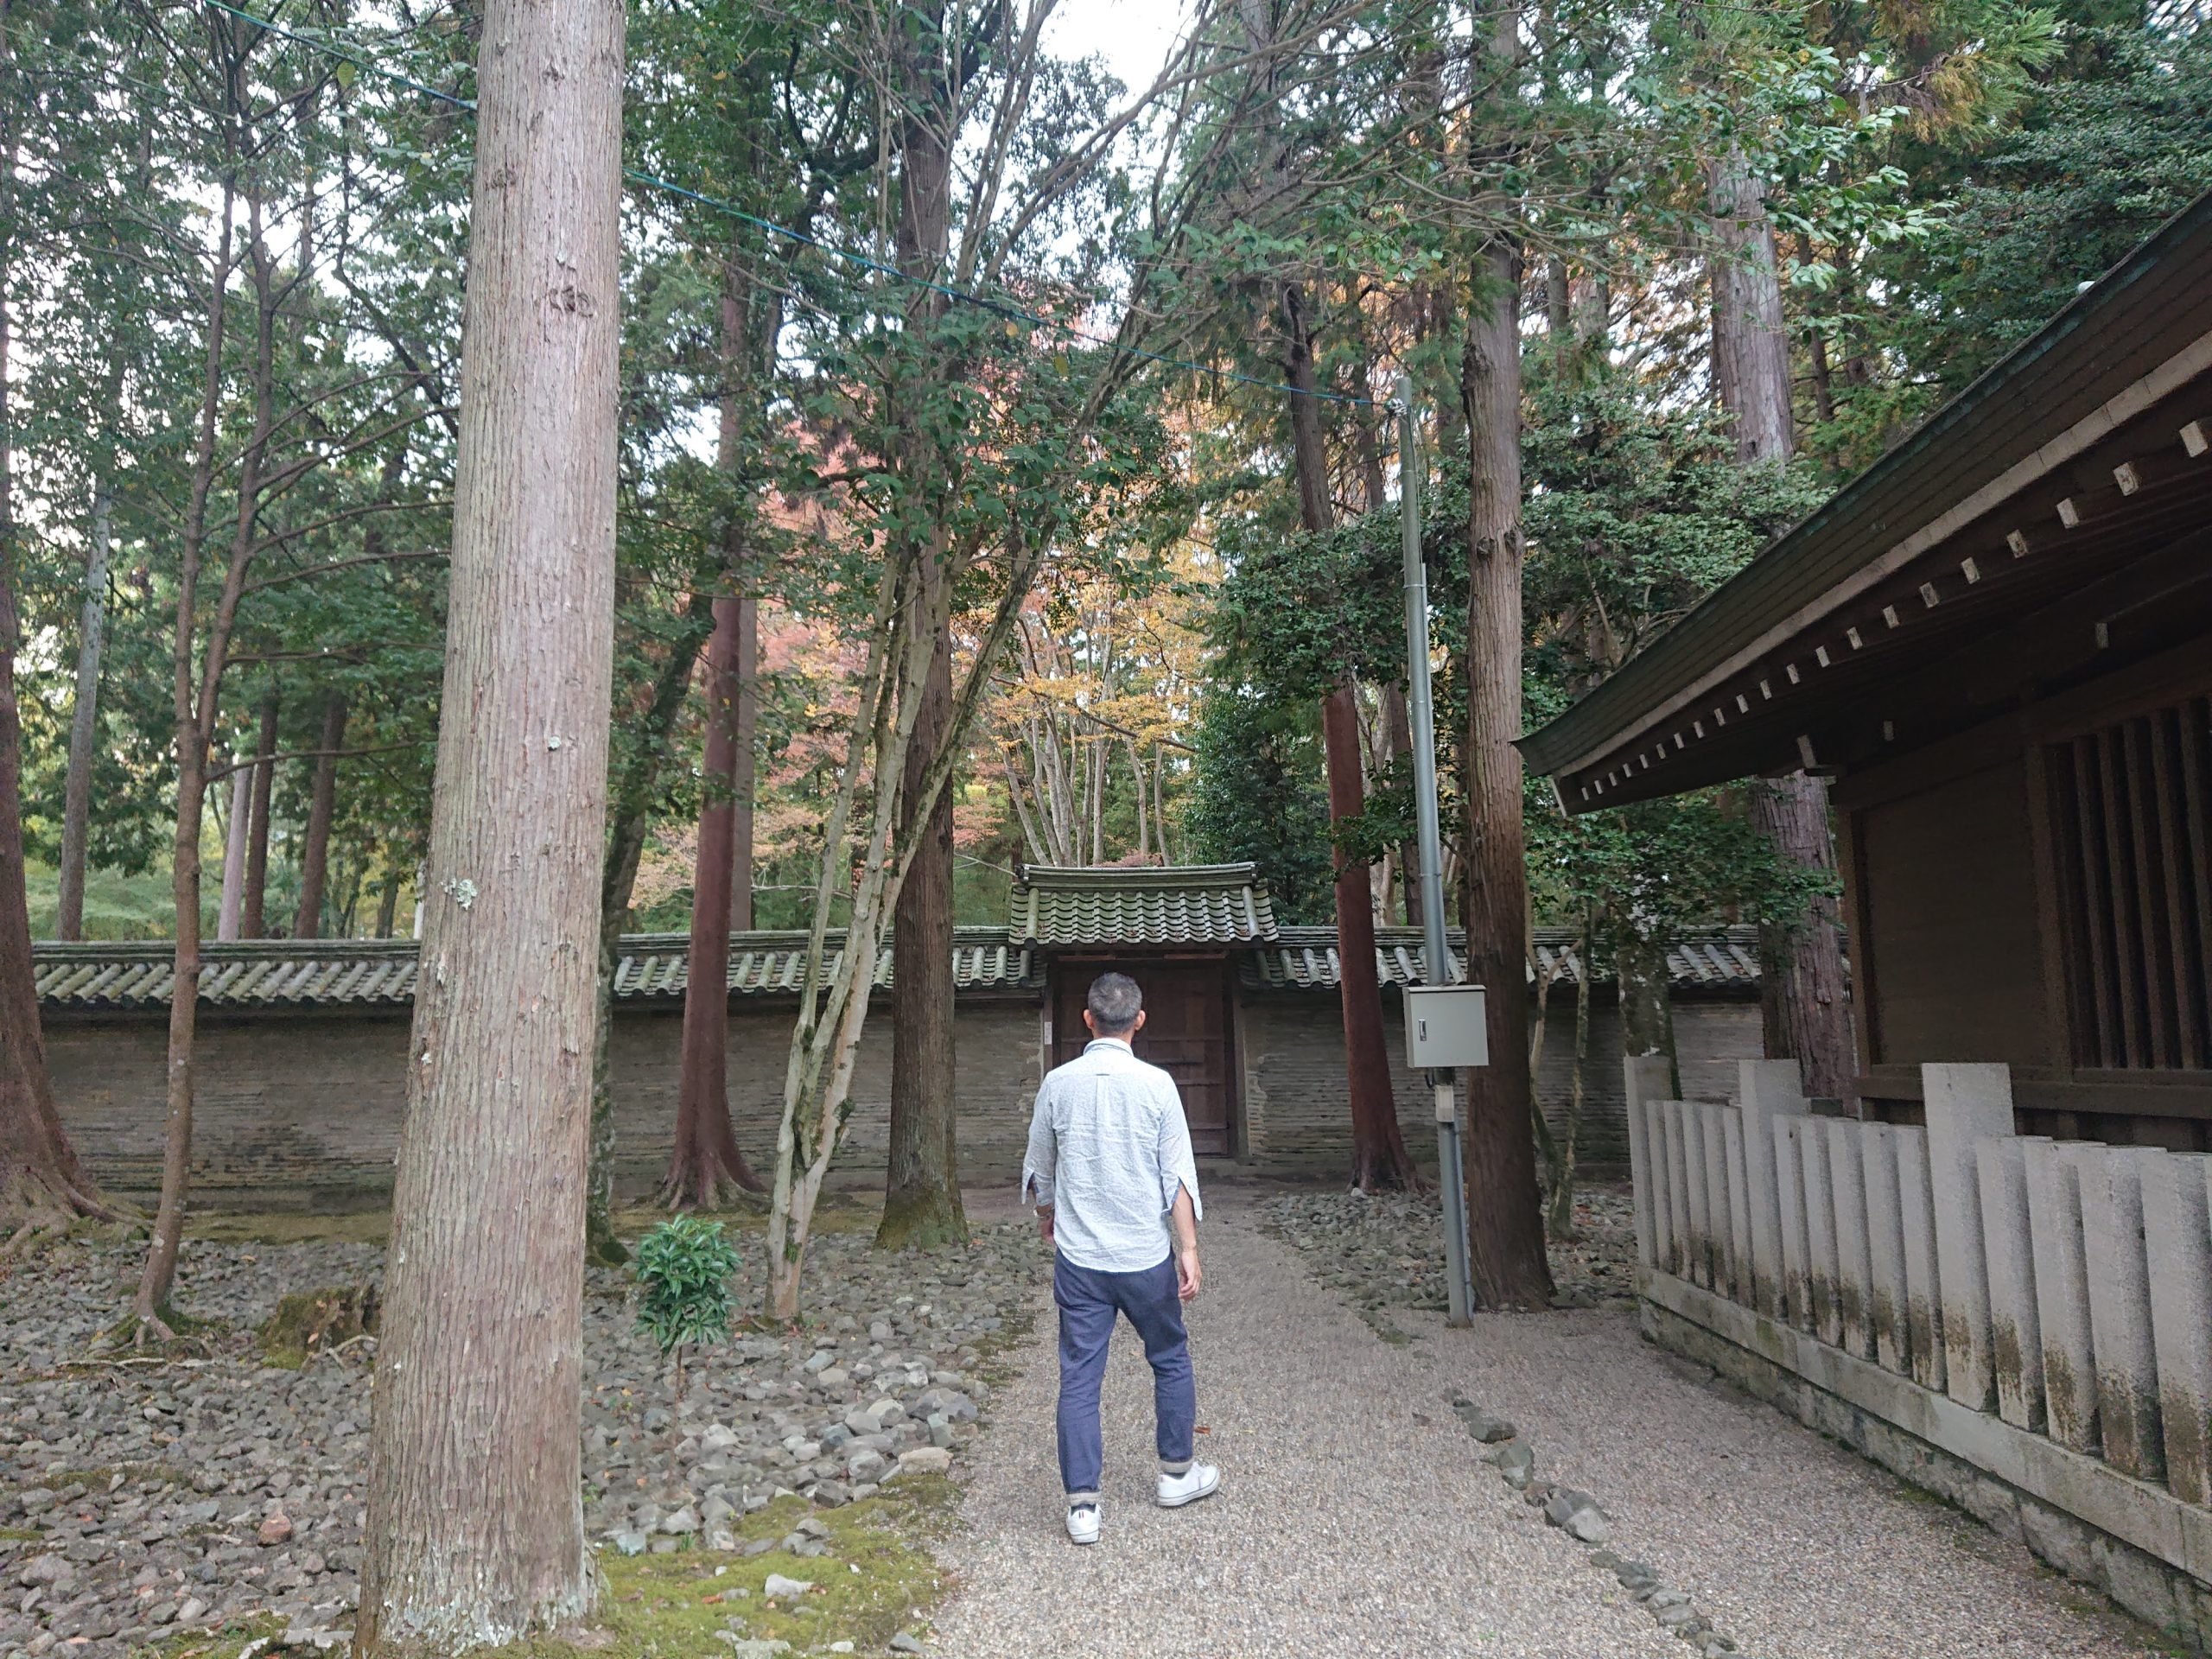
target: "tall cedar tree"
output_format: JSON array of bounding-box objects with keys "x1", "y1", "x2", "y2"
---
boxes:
[
  {"x1": 356, "y1": 0, "x2": 623, "y2": 1642},
  {"x1": 1459, "y1": 1, "x2": 1554, "y2": 1309},
  {"x1": 878, "y1": 0, "x2": 969, "y2": 1252},
  {"x1": 1707, "y1": 153, "x2": 1854, "y2": 1097},
  {"x1": 1279, "y1": 284, "x2": 1419, "y2": 1192},
  {"x1": 0, "y1": 41, "x2": 109, "y2": 1225}
]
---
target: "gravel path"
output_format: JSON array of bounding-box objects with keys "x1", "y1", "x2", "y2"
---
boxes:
[
  {"x1": 932, "y1": 1192, "x2": 2156, "y2": 1659},
  {"x1": 934, "y1": 1206, "x2": 1675, "y2": 1659}
]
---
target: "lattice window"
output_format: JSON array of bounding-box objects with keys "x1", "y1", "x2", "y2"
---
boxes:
[{"x1": 2049, "y1": 693, "x2": 2212, "y2": 1070}]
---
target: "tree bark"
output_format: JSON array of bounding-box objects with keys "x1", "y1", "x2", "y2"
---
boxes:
[
  {"x1": 1707, "y1": 149, "x2": 1857, "y2": 1100},
  {"x1": 877, "y1": 15, "x2": 968, "y2": 1251},
  {"x1": 243, "y1": 684, "x2": 278, "y2": 938},
  {"x1": 291, "y1": 690, "x2": 346, "y2": 938},
  {"x1": 1459, "y1": 207, "x2": 1554, "y2": 1308},
  {"x1": 356, "y1": 0, "x2": 623, "y2": 1644},
  {"x1": 879, "y1": 579, "x2": 966, "y2": 1249},
  {"x1": 1614, "y1": 927, "x2": 1681, "y2": 1096},
  {"x1": 1281, "y1": 283, "x2": 1417, "y2": 1192},
  {"x1": 662, "y1": 594, "x2": 766, "y2": 1208},
  {"x1": 588, "y1": 588, "x2": 715, "y2": 1266},
  {"x1": 54, "y1": 478, "x2": 112, "y2": 942},
  {"x1": 217, "y1": 766, "x2": 250, "y2": 941},
  {"x1": 373, "y1": 868, "x2": 401, "y2": 939},
  {"x1": 1, "y1": 126, "x2": 109, "y2": 1225},
  {"x1": 1751, "y1": 773, "x2": 1854, "y2": 1098},
  {"x1": 1324, "y1": 683, "x2": 1419, "y2": 1191},
  {"x1": 728, "y1": 593, "x2": 757, "y2": 930}
]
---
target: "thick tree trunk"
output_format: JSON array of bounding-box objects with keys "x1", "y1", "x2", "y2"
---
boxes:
[
  {"x1": 242, "y1": 684, "x2": 278, "y2": 938},
  {"x1": 1281, "y1": 282, "x2": 1417, "y2": 1191},
  {"x1": 1751, "y1": 774, "x2": 1854, "y2": 1098},
  {"x1": 663, "y1": 594, "x2": 766, "y2": 1208},
  {"x1": 292, "y1": 691, "x2": 346, "y2": 938},
  {"x1": 876, "y1": 23, "x2": 968, "y2": 1249},
  {"x1": 879, "y1": 588, "x2": 966, "y2": 1249},
  {"x1": 357, "y1": 0, "x2": 623, "y2": 1645},
  {"x1": 1707, "y1": 149, "x2": 1857, "y2": 1101},
  {"x1": 217, "y1": 766, "x2": 250, "y2": 941},
  {"x1": 1, "y1": 223, "x2": 109, "y2": 1228},
  {"x1": 54, "y1": 479, "x2": 112, "y2": 942},
  {"x1": 1459, "y1": 228, "x2": 1554, "y2": 1310}
]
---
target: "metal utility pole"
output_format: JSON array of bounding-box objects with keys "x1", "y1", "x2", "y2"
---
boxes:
[{"x1": 1396, "y1": 371, "x2": 1478, "y2": 1327}]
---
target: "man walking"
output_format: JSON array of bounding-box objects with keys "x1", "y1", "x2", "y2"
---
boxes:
[{"x1": 1021, "y1": 971, "x2": 1219, "y2": 1545}]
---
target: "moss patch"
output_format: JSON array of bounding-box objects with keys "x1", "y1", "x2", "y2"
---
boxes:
[
  {"x1": 257, "y1": 1285, "x2": 380, "y2": 1369},
  {"x1": 142, "y1": 1611, "x2": 285, "y2": 1659},
  {"x1": 188, "y1": 1212, "x2": 391, "y2": 1246},
  {"x1": 508, "y1": 1477, "x2": 959, "y2": 1659},
  {"x1": 0, "y1": 1525, "x2": 41, "y2": 1541}
]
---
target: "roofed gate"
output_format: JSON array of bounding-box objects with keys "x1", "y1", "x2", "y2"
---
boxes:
[{"x1": 1010, "y1": 864, "x2": 1280, "y2": 1156}]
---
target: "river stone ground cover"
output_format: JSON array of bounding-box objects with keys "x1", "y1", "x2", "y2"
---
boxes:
[
  {"x1": 1260, "y1": 1181, "x2": 1639, "y2": 1318},
  {"x1": 0, "y1": 1217, "x2": 1039, "y2": 1659}
]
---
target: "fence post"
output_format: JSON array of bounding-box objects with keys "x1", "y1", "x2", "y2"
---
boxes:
[
  {"x1": 1827, "y1": 1119, "x2": 1876, "y2": 1360},
  {"x1": 1774, "y1": 1117, "x2": 1814, "y2": 1334},
  {"x1": 1860, "y1": 1122, "x2": 1911, "y2": 1375},
  {"x1": 1922, "y1": 1063, "x2": 2013, "y2": 1412},
  {"x1": 1623, "y1": 1056, "x2": 1672, "y2": 1273},
  {"x1": 1975, "y1": 1136, "x2": 2045, "y2": 1433},
  {"x1": 2140, "y1": 1150, "x2": 2212, "y2": 1505},
  {"x1": 1894, "y1": 1125, "x2": 1947, "y2": 1395},
  {"x1": 2076, "y1": 1144, "x2": 2164, "y2": 1483},
  {"x1": 2021, "y1": 1136, "x2": 2099, "y2": 1454},
  {"x1": 1738, "y1": 1059, "x2": 1808, "y2": 1320}
]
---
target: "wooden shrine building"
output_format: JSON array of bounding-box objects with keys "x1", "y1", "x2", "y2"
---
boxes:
[
  {"x1": 1522, "y1": 189, "x2": 2212, "y2": 1149},
  {"x1": 1518, "y1": 190, "x2": 2212, "y2": 1642}
]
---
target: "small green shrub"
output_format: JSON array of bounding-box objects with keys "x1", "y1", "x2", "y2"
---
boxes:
[{"x1": 632, "y1": 1217, "x2": 741, "y2": 1391}]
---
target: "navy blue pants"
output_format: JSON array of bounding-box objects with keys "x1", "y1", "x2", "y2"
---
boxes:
[{"x1": 1053, "y1": 1251, "x2": 1196, "y2": 1499}]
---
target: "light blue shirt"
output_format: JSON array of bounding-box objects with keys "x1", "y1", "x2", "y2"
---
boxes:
[{"x1": 1020, "y1": 1037, "x2": 1204, "y2": 1274}]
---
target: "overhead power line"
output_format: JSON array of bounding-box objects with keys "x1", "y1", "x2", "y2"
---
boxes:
[{"x1": 200, "y1": 0, "x2": 1382, "y2": 409}]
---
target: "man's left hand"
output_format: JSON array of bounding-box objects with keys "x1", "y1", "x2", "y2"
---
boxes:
[{"x1": 1176, "y1": 1246, "x2": 1202, "y2": 1302}]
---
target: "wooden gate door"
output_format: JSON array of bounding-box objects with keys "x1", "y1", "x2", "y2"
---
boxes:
[{"x1": 1052, "y1": 958, "x2": 1236, "y2": 1154}]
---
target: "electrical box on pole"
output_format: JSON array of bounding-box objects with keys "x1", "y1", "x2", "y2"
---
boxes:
[{"x1": 1403, "y1": 983, "x2": 1489, "y2": 1071}]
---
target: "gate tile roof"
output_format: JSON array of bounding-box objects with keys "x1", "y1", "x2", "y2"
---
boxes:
[
  {"x1": 1243, "y1": 925, "x2": 1762, "y2": 991},
  {"x1": 1007, "y1": 863, "x2": 1279, "y2": 947}
]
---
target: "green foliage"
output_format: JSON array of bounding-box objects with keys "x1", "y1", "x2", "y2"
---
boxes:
[
  {"x1": 632, "y1": 1217, "x2": 741, "y2": 1362},
  {"x1": 1184, "y1": 689, "x2": 1335, "y2": 924}
]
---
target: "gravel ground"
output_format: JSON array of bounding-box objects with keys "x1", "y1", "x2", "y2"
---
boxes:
[
  {"x1": 932, "y1": 1189, "x2": 2155, "y2": 1659},
  {"x1": 932, "y1": 1206, "x2": 1676, "y2": 1659},
  {"x1": 0, "y1": 1221, "x2": 1034, "y2": 1659}
]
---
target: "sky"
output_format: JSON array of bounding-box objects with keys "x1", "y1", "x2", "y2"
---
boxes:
[{"x1": 1045, "y1": 0, "x2": 1197, "y2": 99}]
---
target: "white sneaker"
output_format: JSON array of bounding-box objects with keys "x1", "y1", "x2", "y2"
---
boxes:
[
  {"x1": 1155, "y1": 1463, "x2": 1220, "y2": 1509},
  {"x1": 1065, "y1": 1500, "x2": 1101, "y2": 1544}
]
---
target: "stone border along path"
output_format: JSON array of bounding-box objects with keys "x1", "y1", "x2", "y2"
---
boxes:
[{"x1": 929, "y1": 1191, "x2": 2162, "y2": 1659}]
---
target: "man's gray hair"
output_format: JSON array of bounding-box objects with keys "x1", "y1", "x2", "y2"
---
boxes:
[{"x1": 1086, "y1": 972, "x2": 1143, "y2": 1035}]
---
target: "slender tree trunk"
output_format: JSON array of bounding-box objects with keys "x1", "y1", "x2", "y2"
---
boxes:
[
  {"x1": 1325, "y1": 683, "x2": 1419, "y2": 1191},
  {"x1": 134, "y1": 165, "x2": 251, "y2": 1331},
  {"x1": 879, "y1": 575, "x2": 966, "y2": 1249},
  {"x1": 357, "y1": 0, "x2": 622, "y2": 1643},
  {"x1": 1707, "y1": 149, "x2": 1856, "y2": 1101},
  {"x1": 0, "y1": 122, "x2": 111, "y2": 1225},
  {"x1": 1459, "y1": 196, "x2": 1554, "y2": 1308},
  {"x1": 1615, "y1": 925, "x2": 1681, "y2": 1097},
  {"x1": 292, "y1": 690, "x2": 346, "y2": 938},
  {"x1": 217, "y1": 767, "x2": 250, "y2": 940},
  {"x1": 243, "y1": 683, "x2": 278, "y2": 937},
  {"x1": 590, "y1": 588, "x2": 715, "y2": 1263},
  {"x1": 373, "y1": 868, "x2": 401, "y2": 939},
  {"x1": 719, "y1": 236, "x2": 761, "y2": 933},
  {"x1": 663, "y1": 594, "x2": 765, "y2": 1207},
  {"x1": 728, "y1": 593, "x2": 757, "y2": 929},
  {"x1": 1546, "y1": 907, "x2": 1593, "y2": 1242},
  {"x1": 54, "y1": 479, "x2": 112, "y2": 941},
  {"x1": 1281, "y1": 282, "x2": 1416, "y2": 1191}
]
